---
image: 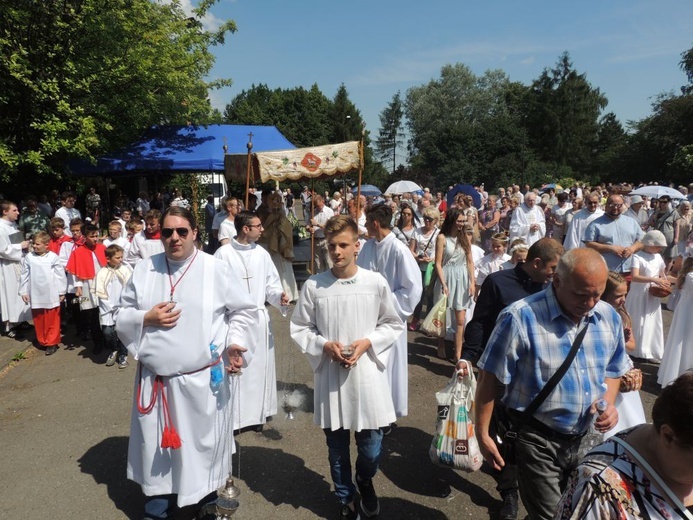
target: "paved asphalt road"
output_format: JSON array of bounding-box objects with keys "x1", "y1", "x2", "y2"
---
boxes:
[{"x1": 0, "y1": 303, "x2": 668, "y2": 520}]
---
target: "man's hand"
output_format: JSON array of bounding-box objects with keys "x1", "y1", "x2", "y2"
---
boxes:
[
  {"x1": 21, "y1": 294, "x2": 29, "y2": 304},
  {"x1": 75, "y1": 287, "x2": 82, "y2": 298},
  {"x1": 478, "y1": 432, "x2": 505, "y2": 471},
  {"x1": 226, "y1": 344, "x2": 247, "y2": 374},
  {"x1": 593, "y1": 401, "x2": 619, "y2": 433},
  {"x1": 143, "y1": 302, "x2": 181, "y2": 328},
  {"x1": 280, "y1": 292, "x2": 290, "y2": 306}
]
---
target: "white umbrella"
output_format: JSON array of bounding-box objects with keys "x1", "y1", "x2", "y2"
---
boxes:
[
  {"x1": 629, "y1": 186, "x2": 686, "y2": 200},
  {"x1": 385, "y1": 180, "x2": 423, "y2": 194}
]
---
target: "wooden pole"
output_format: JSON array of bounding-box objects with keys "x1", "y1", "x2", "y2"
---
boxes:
[
  {"x1": 245, "y1": 132, "x2": 254, "y2": 209},
  {"x1": 356, "y1": 136, "x2": 364, "y2": 215},
  {"x1": 310, "y1": 178, "x2": 315, "y2": 274}
]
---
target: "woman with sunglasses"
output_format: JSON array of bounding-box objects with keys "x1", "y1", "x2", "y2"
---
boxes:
[
  {"x1": 433, "y1": 208, "x2": 475, "y2": 362},
  {"x1": 393, "y1": 203, "x2": 419, "y2": 246},
  {"x1": 408, "y1": 207, "x2": 440, "y2": 331}
]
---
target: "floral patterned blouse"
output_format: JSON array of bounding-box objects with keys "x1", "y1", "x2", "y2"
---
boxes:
[{"x1": 556, "y1": 428, "x2": 692, "y2": 519}]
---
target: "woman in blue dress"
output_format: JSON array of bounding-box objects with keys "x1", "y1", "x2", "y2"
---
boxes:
[{"x1": 433, "y1": 207, "x2": 475, "y2": 362}]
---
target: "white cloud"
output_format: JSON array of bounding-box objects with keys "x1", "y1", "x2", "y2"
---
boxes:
[
  {"x1": 520, "y1": 56, "x2": 535, "y2": 65},
  {"x1": 159, "y1": 0, "x2": 225, "y2": 32}
]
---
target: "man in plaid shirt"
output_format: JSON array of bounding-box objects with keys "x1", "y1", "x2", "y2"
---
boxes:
[{"x1": 475, "y1": 248, "x2": 629, "y2": 520}]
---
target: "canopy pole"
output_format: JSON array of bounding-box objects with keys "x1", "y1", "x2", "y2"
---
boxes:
[
  {"x1": 244, "y1": 132, "x2": 254, "y2": 209},
  {"x1": 356, "y1": 136, "x2": 364, "y2": 215},
  {"x1": 310, "y1": 179, "x2": 315, "y2": 275}
]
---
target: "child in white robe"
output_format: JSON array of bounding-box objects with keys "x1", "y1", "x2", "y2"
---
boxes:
[
  {"x1": 19, "y1": 231, "x2": 66, "y2": 355},
  {"x1": 94, "y1": 244, "x2": 132, "y2": 368},
  {"x1": 291, "y1": 215, "x2": 404, "y2": 520}
]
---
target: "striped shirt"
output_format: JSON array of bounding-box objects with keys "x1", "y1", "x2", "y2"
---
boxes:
[{"x1": 478, "y1": 285, "x2": 629, "y2": 435}]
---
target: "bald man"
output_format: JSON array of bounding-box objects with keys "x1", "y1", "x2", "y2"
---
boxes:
[{"x1": 475, "y1": 248, "x2": 629, "y2": 520}]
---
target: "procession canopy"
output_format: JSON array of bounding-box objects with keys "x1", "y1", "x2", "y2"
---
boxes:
[{"x1": 254, "y1": 141, "x2": 361, "y2": 183}]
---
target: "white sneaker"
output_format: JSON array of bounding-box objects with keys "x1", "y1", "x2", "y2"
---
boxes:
[{"x1": 106, "y1": 351, "x2": 117, "y2": 367}]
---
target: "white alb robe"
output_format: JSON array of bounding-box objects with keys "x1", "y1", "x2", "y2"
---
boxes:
[
  {"x1": 58, "y1": 240, "x2": 77, "y2": 294},
  {"x1": 114, "y1": 251, "x2": 255, "y2": 507},
  {"x1": 125, "y1": 231, "x2": 164, "y2": 267},
  {"x1": 215, "y1": 240, "x2": 283, "y2": 430},
  {"x1": 356, "y1": 232, "x2": 422, "y2": 418},
  {"x1": 19, "y1": 251, "x2": 66, "y2": 309},
  {"x1": 475, "y1": 252, "x2": 511, "y2": 286},
  {"x1": 508, "y1": 204, "x2": 546, "y2": 246},
  {"x1": 290, "y1": 267, "x2": 404, "y2": 430},
  {"x1": 0, "y1": 219, "x2": 31, "y2": 323},
  {"x1": 563, "y1": 208, "x2": 604, "y2": 250}
]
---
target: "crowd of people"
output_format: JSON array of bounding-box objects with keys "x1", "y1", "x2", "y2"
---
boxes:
[{"x1": 2, "y1": 179, "x2": 693, "y2": 520}]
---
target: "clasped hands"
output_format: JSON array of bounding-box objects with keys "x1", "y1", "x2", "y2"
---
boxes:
[{"x1": 324, "y1": 339, "x2": 371, "y2": 368}]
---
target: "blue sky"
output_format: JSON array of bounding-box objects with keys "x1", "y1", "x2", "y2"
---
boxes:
[{"x1": 193, "y1": 0, "x2": 692, "y2": 147}]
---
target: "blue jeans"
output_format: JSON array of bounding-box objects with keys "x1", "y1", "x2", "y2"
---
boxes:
[
  {"x1": 102, "y1": 325, "x2": 127, "y2": 358},
  {"x1": 323, "y1": 428, "x2": 383, "y2": 505},
  {"x1": 144, "y1": 491, "x2": 217, "y2": 519}
]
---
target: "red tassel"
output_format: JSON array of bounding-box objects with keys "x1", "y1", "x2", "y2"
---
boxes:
[{"x1": 161, "y1": 426, "x2": 182, "y2": 449}]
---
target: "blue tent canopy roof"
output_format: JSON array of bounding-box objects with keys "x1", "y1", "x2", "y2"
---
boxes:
[{"x1": 70, "y1": 124, "x2": 295, "y2": 176}]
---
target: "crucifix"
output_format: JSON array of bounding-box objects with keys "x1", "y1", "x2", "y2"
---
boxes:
[{"x1": 241, "y1": 270, "x2": 253, "y2": 292}]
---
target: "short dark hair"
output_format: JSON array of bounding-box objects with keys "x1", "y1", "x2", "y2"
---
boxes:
[
  {"x1": 652, "y1": 371, "x2": 693, "y2": 447},
  {"x1": 84, "y1": 224, "x2": 99, "y2": 236},
  {"x1": 365, "y1": 203, "x2": 392, "y2": 229},
  {"x1": 234, "y1": 211, "x2": 259, "y2": 235},
  {"x1": 69, "y1": 218, "x2": 83, "y2": 229},
  {"x1": 526, "y1": 238, "x2": 564, "y2": 264},
  {"x1": 160, "y1": 206, "x2": 195, "y2": 230},
  {"x1": 325, "y1": 215, "x2": 358, "y2": 239}
]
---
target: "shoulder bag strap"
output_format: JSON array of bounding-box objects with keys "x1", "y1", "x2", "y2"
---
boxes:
[
  {"x1": 507, "y1": 322, "x2": 589, "y2": 437},
  {"x1": 611, "y1": 436, "x2": 693, "y2": 520}
]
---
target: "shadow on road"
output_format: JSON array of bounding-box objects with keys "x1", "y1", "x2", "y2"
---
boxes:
[{"x1": 78, "y1": 436, "x2": 143, "y2": 519}]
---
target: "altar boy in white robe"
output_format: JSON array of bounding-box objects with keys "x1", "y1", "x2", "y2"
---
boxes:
[
  {"x1": 214, "y1": 211, "x2": 289, "y2": 432},
  {"x1": 291, "y1": 215, "x2": 404, "y2": 520},
  {"x1": 114, "y1": 206, "x2": 256, "y2": 520},
  {"x1": 357, "y1": 203, "x2": 422, "y2": 423}
]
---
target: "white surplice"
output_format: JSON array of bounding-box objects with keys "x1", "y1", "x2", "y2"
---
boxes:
[
  {"x1": 125, "y1": 231, "x2": 164, "y2": 267},
  {"x1": 19, "y1": 251, "x2": 66, "y2": 309},
  {"x1": 356, "y1": 232, "x2": 422, "y2": 418},
  {"x1": 114, "y1": 251, "x2": 256, "y2": 507},
  {"x1": 0, "y1": 219, "x2": 31, "y2": 323},
  {"x1": 215, "y1": 240, "x2": 283, "y2": 430},
  {"x1": 508, "y1": 203, "x2": 546, "y2": 246},
  {"x1": 290, "y1": 267, "x2": 404, "y2": 430},
  {"x1": 563, "y1": 207, "x2": 604, "y2": 250}
]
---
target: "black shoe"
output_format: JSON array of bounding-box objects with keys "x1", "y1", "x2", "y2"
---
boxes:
[
  {"x1": 499, "y1": 490, "x2": 519, "y2": 520},
  {"x1": 45, "y1": 346, "x2": 58, "y2": 356},
  {"x1": 338, "y1": 504, "x2": 360, "y2": 520},
  {"x1": 356, "y1": 477, "x2": 379, "y2": 518}
]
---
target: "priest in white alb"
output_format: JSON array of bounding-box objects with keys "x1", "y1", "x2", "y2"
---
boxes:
[
  {"x1": 357, "y1": 203, "x2": 422, "y2": 421},
  {"x1": 290, "y1": 215, "x2": 404, "y2": 519},
  {"x1": 563, "y1": 191, "x2": 604, "y2": 250},
  {"x1": 508, "y1": 192, "x2": 546, "y2": 246},
  {"x1": 215, "y1": 211, "x2": 289, "y2": 432},
  {"x1": 114, "y1": 206, "x2": 256, "y2": 520},
  {"x1": 0, "y1": 200, "x2": 32, "y2": 337}
]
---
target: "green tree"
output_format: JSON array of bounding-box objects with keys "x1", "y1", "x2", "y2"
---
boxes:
[
  {"x1": 405, "y1": 64, "x2": 527, "y2": 190},
  {"x1": 592, "y1": 112, "x2": 628, "y2": 182},
  {"x1": 0, "y1": 0, "x2": 235, "y2": 185},
  {"x1": 375, "y1": 91, "x2": 405, "y2": 175},
  {"x1": 521, "y1": 52, "x2": 607, "y2": 176}
]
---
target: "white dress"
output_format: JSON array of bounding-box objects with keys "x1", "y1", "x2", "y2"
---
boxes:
[
  {"x1": 657, "y1": 273, "x2": 693, "y2": 387},
  {"x1": 604, "y1": 357, "x2": 646, "y2": 439},
  {"x1": 625, "y1": 252, "x2": 666, "y2": 360},
  {"x1": 115, "y1": 252, "x2": 256, "y2": 507},
  {"x1": 215, "y1": 241, "x2": 283, "y2": 429},
  {"x1": 290, "y1": 267, "x2": 404, "y2": 431},
  {"x1": 357, "y1": 232, "x2": 422, "y2": 418}
]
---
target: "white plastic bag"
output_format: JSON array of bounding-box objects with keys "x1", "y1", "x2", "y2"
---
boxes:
[
  {"x1": 429, "y1": 360, "x2": 483, "y2": 472},
  {"x1": 420, "y1": 294, "x2": 447, "y2": 338}
]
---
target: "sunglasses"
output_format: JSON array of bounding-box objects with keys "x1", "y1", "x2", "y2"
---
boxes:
[
  {"x1": 423, "y1": 217, "x2": 434, "y2": 222},
  {"x1": 161, "y1": 227, "x2": 190, "y2": 239}
]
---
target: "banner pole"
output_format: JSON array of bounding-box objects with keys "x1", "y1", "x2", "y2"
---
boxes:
[{"x1": 245, "y1": 132, "x2": 254, "y2": 209}]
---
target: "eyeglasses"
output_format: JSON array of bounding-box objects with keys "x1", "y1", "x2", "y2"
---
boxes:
[
  {"x1": 658, "y1": 200, "x2": 669, "y2": 204},
  {"x1": 423, "y1": 217, "x2": 434, "y2": 222},
  {"x1": 607, "y1": 203, "x2": 623, "y2": 208},
  {"x1": 161, "y1": 227, "x2": 190, "y2": 238},
  {"x1": 246, "y1": 224, "x2": 263, "y2": 229}
]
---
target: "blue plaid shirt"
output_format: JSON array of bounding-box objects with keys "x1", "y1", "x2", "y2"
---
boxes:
[{"x1": 478, "y1": 285, "x2": 629, "y2": 435}]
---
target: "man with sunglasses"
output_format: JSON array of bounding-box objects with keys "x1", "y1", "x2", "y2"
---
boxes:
[
  {"x1": 115, "y1": 206, "x2": 255, "y2": 520},
  {"x1": 563, "y1": 192, "x2": 604, "y2": 250},
  {"x1": 215, "y1": 211, "x2": 289, "y2": 433},
  {"x1": 584, "y1": 194, "x2": 644, "y2": 280},
  {"x1": 647, "y1": 195, "x2": 680, "y2": 265},
  {"x1": 125, "y1": 209, "x2": 165, "y2": 267}
]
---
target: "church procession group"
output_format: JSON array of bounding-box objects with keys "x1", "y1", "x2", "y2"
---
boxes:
[{"x1": 1, "y1": 179, "x2": 693, "y2": 520}]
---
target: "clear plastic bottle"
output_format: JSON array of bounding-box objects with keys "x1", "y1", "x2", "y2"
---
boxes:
[
  {"x1": 210, "y1": 343, "x2": 223, "y2": 391},
  {"x1": 579, "y1": 399, "x2": 607, "y2": 459}
]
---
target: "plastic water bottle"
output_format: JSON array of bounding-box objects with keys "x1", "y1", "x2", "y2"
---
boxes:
[
  {"x1": 210, "y1": 343, "x2": 223, "y2": 391},
  {"x1": 579, "y1": 399, "x2": 607, "y2": 459}
]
